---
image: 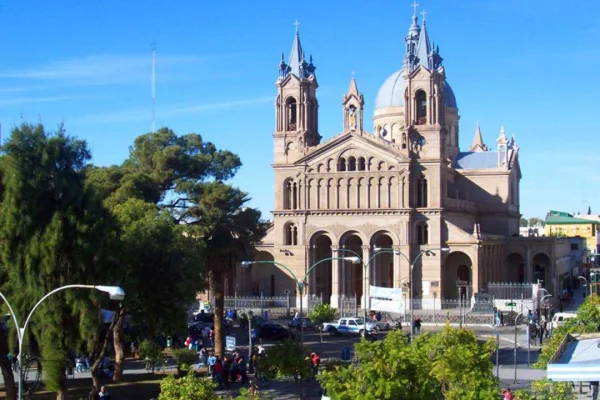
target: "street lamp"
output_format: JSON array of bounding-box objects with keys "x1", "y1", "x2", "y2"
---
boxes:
[
  {"x1": 0, "y1": 284, "x2": 125, "y2": 400},
  {"x1": 241, "y1": 256, "x2": 361, "y2": 399}
]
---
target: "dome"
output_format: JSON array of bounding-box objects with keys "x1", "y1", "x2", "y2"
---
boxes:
[
  {"x1": 374, "y1": 70, "x2": 406, "y2": 110},
  {"x1": 374, "y1": 69, "x2": 458, "y2": 110}
]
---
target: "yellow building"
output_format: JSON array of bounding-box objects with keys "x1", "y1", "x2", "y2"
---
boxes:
[{"x1": 545, "y1": 210, "x2": 600, "y2": 256}]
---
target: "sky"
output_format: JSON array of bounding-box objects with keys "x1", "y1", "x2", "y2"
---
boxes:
[{"x1": 0, "y1": 0, "x2": 599, "y2": 220}]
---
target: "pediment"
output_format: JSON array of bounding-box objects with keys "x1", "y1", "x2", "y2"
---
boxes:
[{"x1": 297, "y1": 131, "x2": 410, "y2": 172}]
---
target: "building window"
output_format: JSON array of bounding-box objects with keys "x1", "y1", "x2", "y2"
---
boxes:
[
  {"x1": 416, "y1": 176, "x2": 428, "y2": 207},
  {"x1": 358, "y1": 157, "x2": 366, "y2": 171},
  {"x1": 283, "y1": 179, "x2": 297, "y2": 210},
  {"x1": 348, "y1": 157, "x2": 357, "y2": 171},
  {"x1": 416, "y1": 223, "x2": 429, "y2": 245},
  {"x1": 571, "y1": 243, "x2": 579, "y2": 251},
  {"x1": 338, "y1": 157, "x2": 347, "y2": 171},
  {"x1": 416, "y1": 90, "x2": 427, "y2": 125},
  {"x1": 285, "y1": 223, "x2": 298, "y2": 245},
  {"x1": 286, "y1": 97, "x2": 297, "y2": 130}
]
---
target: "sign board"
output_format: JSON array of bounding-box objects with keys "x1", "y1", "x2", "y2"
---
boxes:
[
  {"x1": 506, "y1": 302, "x2": 517, "y2": 307},
  {"x1": 369, "y1": 286, "x2": 404, "y2": 314},
  {"x1": 203, "y1": 301, "x2": 211, "y2": 312},
  {"x1": 225, "y1": 336, "x2": 236, "y2": 351},
  {"x1": 422, "y1": 281, "x2": 431, "y2": 296}
]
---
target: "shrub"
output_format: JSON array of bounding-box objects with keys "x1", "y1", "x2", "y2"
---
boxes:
[
  {"x1": 139, "y1": 340, "x2": 164, "y2": 373},
  {"x1": 158, "y1": 367, "x2": 220, "y2": 400},
  {"x1": 172, "y1": 348, "x2": 198, "y2": 374}
]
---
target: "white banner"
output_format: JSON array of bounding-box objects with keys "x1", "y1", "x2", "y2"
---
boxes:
[{"x1": 369, "y1": 286, "x2": 405, "y2": 314}]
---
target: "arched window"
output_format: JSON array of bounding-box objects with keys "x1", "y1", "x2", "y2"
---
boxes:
[
  {"x1": 416, "y1": 90, "x2": 427, "y2": 125},
  {"x1": 358, "y1": 157, "x2": 366, "y2": 171},
  {"x1": 285, "y1": 223, "x2": 298, "y2": 245},
  {"x1": 348, "y1": 157, "x2": 357, "y2": 171},
  {"x1": 416, "y1": 176, "x2": 428, "y2": 207},
  {"x1": 338, "y1": 157, "x2": 347, "y2": 171},
  {"x1": 416, "y1": 223, "x2": 429, "y2": 245},
  {"x1": 284, "y1": 179, "x2": 298, "y2": 210},
  {"x1": 286, "y1": 97, "x2": 297, "y2": 130}
]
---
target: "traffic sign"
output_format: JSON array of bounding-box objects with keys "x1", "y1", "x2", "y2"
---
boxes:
[
  {"x1": 226, "y1": 336, "x2": 236, "y2": 351},
  {"x1": 506, "y1": 302, "x2": 517, "y2": 307}
]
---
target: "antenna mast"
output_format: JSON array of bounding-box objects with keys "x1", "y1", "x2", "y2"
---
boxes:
[{"x1": 151, "y1": 41, "x2": 157, "y2": 132}]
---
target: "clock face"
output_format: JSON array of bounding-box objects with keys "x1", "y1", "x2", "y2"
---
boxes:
[{"x1": 417, "y1": 136, "x2": 426, "y2": 146}]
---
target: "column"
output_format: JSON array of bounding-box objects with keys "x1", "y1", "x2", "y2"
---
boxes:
[
  {"x1": 393, "y1": 244, "x2": 402, "y2": 288},
  {"x1": 362, "y1": 245, "x2": 371, "y2": 310},
  {"x1": 308, "y1": 245, "x2": 316, "y2": 295},
  {"x1": 526, "y1": 246, "x2": 533, "y2": 283},
  {"x1": 330, "y1": 245, "x2": 341, "y2": 308}
]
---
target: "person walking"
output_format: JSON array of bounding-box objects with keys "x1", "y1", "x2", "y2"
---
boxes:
[
  {"x1": 98, "y1": 386, "x2": 111, "y2": 400},
  {"x1": 591, "y1": 381, "x2": 599, "y2": 400}
]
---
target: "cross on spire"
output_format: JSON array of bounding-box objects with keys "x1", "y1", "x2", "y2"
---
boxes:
[
  {"x1": 411, "y1": 0, "x2": 419, "y2": 16},
  {"x1": 421, "y1": 9, "x2": 427, "y2": 22},
  {"x1": 293, "y1": 20, "x2": 300, "y2": 32}
]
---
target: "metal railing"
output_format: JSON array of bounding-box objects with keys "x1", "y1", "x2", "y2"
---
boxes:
[{"x1": 487, "y1": 283, "x2": 533, "y2": 300}]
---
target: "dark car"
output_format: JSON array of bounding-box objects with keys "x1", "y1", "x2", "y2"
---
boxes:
[
  {"x1": 288, "y1": 318, "x2": 318, "y2": 331},
  {"x1": 258, "y1": 322, "x2": 296, "y2": 341}
]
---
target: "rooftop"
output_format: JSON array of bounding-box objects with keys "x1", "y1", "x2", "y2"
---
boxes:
[
  {"x1": 546, "y1": 210, "x2": 598, "y2": 225},
  {"x1": 548, "y1": 333, "x2": 600, "y2": 381},
  {"x1": 455, "y1": 151, "x2": 499, "y2": 169}
]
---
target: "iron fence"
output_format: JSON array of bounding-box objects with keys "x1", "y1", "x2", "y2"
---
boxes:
[
  {"x1": 211, "y1": 293, "x2": 294, "y2": 319},
  {"x1": 307, "y1": 294, "x2": 323, "y2": 313},
  {"x1": 487, "y1": 283, "x2": 533, "y2": 300},
  {"x1": 340, "y1": 295, "x2": 358, "y2": 318}
]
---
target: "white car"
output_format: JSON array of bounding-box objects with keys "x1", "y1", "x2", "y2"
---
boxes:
[
  {"x1": 551, "y1": 312, "x2": 576, "y2": 329},
  {"x1": 322, "y1": 317, "x2": 376, "y2": 336}
]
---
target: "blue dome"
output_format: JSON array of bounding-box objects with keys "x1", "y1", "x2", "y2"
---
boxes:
[{"x1": 374, "y1": 69, "x2": 458, "y2": 110}]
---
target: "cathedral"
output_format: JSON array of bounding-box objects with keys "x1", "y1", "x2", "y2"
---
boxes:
[{"x1": 230, "y1": 9, "x2": 572, "y2": 308}]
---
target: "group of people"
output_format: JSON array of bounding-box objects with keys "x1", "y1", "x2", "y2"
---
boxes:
[
  {"x1": 527, "y1": 308, "x2": 553, "y2": 346},
  {"x1": 208, "y1": 351, "x2": 249, "y2": 389}
]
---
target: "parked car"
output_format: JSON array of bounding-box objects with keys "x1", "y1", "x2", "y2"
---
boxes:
[
  {"x1": 288, "y1": 317, "x2": 318, "y2": 330},
  {"x1": 551, "y1": 312, "x2": 577, "y2": 329},
  {"x1": 258, "y1": 322, "x2": 296, "y2": 341},
  {"x1": 372, "y1": 320, "x2": 390, "y2": 331},
  {"x1": 322, "y1": 317, "x2": 376, "y2": 336}
]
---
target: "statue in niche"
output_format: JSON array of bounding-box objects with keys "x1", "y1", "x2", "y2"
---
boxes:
[{"x1": 348, "y1": 107, "x2": 356, "y2": 129}]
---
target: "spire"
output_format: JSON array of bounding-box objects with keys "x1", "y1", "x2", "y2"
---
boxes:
[
  {"x1": 279, "y1": 21, "x2": 315, "y2": 80},
  {"x1": 415, "y1": 19, "x2": 431, "y2": 69},
  {"x1": 497, "y1": 126, "x2": 508, "y2": 143},
  {"x1": 469, "y1": 122, "x2": 488, "y2": 152},
  {"x1": 347, "y1": 77, "x2": 359, "y2": 97}
]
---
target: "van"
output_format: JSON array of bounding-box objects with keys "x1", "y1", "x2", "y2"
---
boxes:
[{"x1": 551, "y1": 312, "x2": 577, "y2": 329}]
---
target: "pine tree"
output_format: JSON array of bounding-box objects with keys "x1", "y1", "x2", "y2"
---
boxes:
[{"x1": 0, "y1": 123, "x2": 113, "y2": 400}]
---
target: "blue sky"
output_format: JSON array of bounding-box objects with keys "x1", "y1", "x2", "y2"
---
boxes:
[{"x1": 0, "y1": 0, "x2": 599, "y2": 220}]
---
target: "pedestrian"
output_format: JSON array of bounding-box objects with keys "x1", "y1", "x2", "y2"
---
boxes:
[
  {"x1": 527, "y1": 310, "x2": 533, "y2": 323},
  {"x1": 88, "y1": 385, "x2": 98, "y2": 400},
  {"x1": 500, "y1": 310, "x2": 504, "y2": 326},
  {"x1": 502, "y1": 387, "x2": 513, "y2": 400},
  {"x1": 415, "y1": 317, "x2": 422, "y2": 335},
  {"x1": 538, "y1": 322, "x2": 545, "y2": 345},
  {"x1": 198, "y1": 347, "x2": 207, "y2": 369},
  {"x1": 238, "y1": 355, "x2": 248, "y2": 383},
  {"x1": 98, "y1": 386, "x2": 111, "y2": 400},
  {"x1": 310, "y1": 352, "x2": 320, "y2": 377},
  {"x1": 214, "y1": 356, "x2": 224, "y2": 388},
  {"x1": 591, "y1": 381, "x2": 599, "y2": 400},
  {"x1": 293, "y1": 309, "x2": 299, "y2": 320},
  {"x1": 207, "y1": 352, "x2": 217, "y2": 377},
  {"x1": 209, "y1": 327, "x2": 215, "y2": 348}
]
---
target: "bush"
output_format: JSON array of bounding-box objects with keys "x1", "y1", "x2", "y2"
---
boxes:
[
  {"x1": 514, "y1": 378, "x2": 576, "y2": 400},
  {"x1": 158, "y1": 367, "x2": 220, "y2": 400},
  {"x1": 172, "y1": 348, "x2": 198, "y2": 374},
  {"x1": 139, "y1": 340, "x2": 164, "y2": 373},
  {"x1": 263, "y1": 339, "x2": 311, "y2": 381}
]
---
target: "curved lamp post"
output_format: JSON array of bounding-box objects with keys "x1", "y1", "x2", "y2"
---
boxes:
[
  {"x1": 578, "y1": 276, "x2": 588, "y2": 296},
  {"x1": 241, "y1": 256, "x2": 360, "y2": 399},
  {"x1": 0, "y1": 284, "x2": 125, "y2": 400},
  {"x1": 367, "y1": 247, "x2": 449, "y2": 343}
]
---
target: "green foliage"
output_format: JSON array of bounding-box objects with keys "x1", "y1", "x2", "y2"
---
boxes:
[
  {"x1": 514, "y1": 378, "x2": 576, "y2": 400},
  {"x1": 536, "y1": 295, "x2": 600, "y2": 368},
  {"x1": 172, "y1": 348, "x2": 198, "y2": 369},
  {"x1": 158, "y1": 367, "x2": 221, "y2": 400},
  {"x1": 139, "y1": 340, "x2": 164, "y2": 366},
  {"x1": 308, "y1": 304, "x2": 337, "y2": 325},
  {"x1": 318, "y1": 325, "x2": 498, "y2": 400},
  {"x1": 0, "y1": 123, "x2": 115, "y2": 392},
  {"x1": 520, "y1": 218, "x2": 528, "y2": 227},
  {"x1": 262, "y1": 339, "x2": 311, "y2": 381},
  {"x1": 235, "y1": 387, "x2": 275, "y2": 400}
]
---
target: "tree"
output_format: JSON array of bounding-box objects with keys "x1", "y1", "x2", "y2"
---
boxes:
[
  {"x1": 514, "y1": 378, "x2": 576, "y2": 400},
  {"x1": 308, "y1": 304, "x2": 337, "y2": 343},
  {"x1": 262, "y1": 339, "x2": 311, "y2": 381},
  {"x1": 318, "y1": 325, "x2": 498, "y2": 400},
  {"x1": 88, "y1": 128, "x2": 265, "y2": 361},
  {"x1": 588, "y1": 206, "x2": 592, "y2": 215},
  {"x1": 520, "y1": 218, "x2": 528, "y2": 227},
  {"x1": 528, "y1": 217, "x2": 544, "y2": 227},
  {"x1": 0, "y1": 123, "x2": 115, "y2": 400}
]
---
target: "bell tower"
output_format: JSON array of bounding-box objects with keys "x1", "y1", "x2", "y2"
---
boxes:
[{"x1": 274, "y1": 24, "x2": 320, "y2": 165}]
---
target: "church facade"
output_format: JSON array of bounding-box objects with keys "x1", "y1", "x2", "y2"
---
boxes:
[{"x1": 232, "y1": 11, "x2": 572, "y2": 308}]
